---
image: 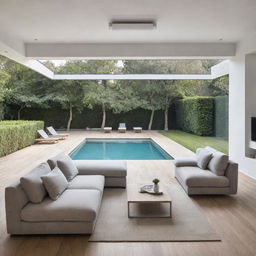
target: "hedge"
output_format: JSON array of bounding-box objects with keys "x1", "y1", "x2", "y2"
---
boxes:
[
  {"x1": 175, "y1": 97, "x2": 214, "y2": 136},
  {"x1": 0, "y1": 120, "x2": 44, "y2": 157},
  {"x1": 0, "y1": 102, "x2": 4, "y2": 120},
  {"x1": 215, "y1": 96, "x2": 228, "y2": 138},
  {"x1": 7, "y1": 107, "x2": 168, "y2": 130}
]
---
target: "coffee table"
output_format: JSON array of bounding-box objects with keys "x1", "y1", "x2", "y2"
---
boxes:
[{"x1": 127, "y1": 184, "x2": 172, "y2": 218}]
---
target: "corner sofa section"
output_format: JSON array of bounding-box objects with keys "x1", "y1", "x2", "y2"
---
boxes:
[
  {"x1": 74, "y1": 160, "x2": 127, "y2": 188},
  {"x1": 174, "y1": 147, "x2": 238, "y2": 195},
  {"x1": 5, "y1": 153, "x2": 127, "y2": 235}
]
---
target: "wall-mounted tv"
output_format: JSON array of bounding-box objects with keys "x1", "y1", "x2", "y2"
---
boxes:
[{"x1": 251, "y1": 117, "x2": 256, "y2": 141}]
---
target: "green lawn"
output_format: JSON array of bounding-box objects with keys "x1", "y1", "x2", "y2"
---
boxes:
[{"x1": 160, "y1": 130, "x2": 228, "y2": 154}]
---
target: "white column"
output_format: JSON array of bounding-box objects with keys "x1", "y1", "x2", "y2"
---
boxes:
[{"x1": 229, "y1": 53, "x2": 256, "y2": 179}]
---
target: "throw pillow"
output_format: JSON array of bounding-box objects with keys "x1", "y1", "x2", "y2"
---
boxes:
[
  {"x1": 196, "y1": 147, "x2": 203, "y2": 155},
  {"x1": 208, "y1": 152, "x2": 229, "y2": 176},
  {"x1": 47, "y1": 152, "x2": 66, "y2": 170},
  {"x1": 20, "y1": 162, "x2": 51, "y2": 203},
  {"x1": 41, "y1": 167, "x2": 68, "y2": 200},
  {"x1": 57, "y1": 154, "x2": 79, "y2": 181},
  {"x1": 196, "y1": 148, "x2": 213, "y2": 169}
]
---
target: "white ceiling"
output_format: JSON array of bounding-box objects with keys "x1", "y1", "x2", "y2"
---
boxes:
[{"x1": 0, "y1": 0, "x2": 256, "y2": 44}]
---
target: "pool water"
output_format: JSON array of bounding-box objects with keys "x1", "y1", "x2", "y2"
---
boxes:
[{"x1": 70, "y1": 139, "x2": 173, "y2": 160}]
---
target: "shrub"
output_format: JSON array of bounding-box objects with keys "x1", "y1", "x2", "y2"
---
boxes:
[
  {"x1": 215, "y1": 96, "x2": 228, "y2": 138},
  {"x1": 175, "y1": 97, "x2": 214, "y2": 136},
  {"x1": 9, "y1": 107, "x2": 165, "y2": 130},
  {"x1": 0, "y1": 120, "x2": 44, "y2": 157}
]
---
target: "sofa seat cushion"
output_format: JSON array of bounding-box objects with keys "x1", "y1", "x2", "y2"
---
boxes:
[
  {"x1": 74, "y1": 160, "x2": 127, "y2": 177},
  {"x1": 176, "y1": 166, "x2": 229, "y2": 188},
  {"x1": 21, "y1": 189, "x2": 101, "y2": 222},
  {"x1": 68, "y1": 175, "x2": 104, "y2": 192}
]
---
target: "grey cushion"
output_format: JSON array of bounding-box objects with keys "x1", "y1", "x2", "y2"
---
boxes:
[
  {"x1": 176, "y1": 166, "x2": 229, "y2": 187},
  {"x1": 21, "y1": 189, "x2": 101, "y2": 222},
  {"x1": 68, "y1": 175, "x2": 104, "y2": 192},
  {"x1": 208, "y1": 153, "x2": 229, "y2": 176},
  {"x1": 196, "y1": 148, "x2": 212, "y2": 169},
  {"x1": 205, "y1": 146, "x2": 217, "y2": 153},
  {"x1": 74, "y1": 160, "x2": 127, "y2": 177},
  {"x1": 41, "y1": 167, "x2": 68, "y2": 200},
  {"x1": 20, "y1": 163, "x2": 51, "y2": 203},
  {"x1": 174, "y1": 158, "x2": 198, "y2": 167},
  {"x1": 47, "y1": 152, "x2": 66, "y2": 170},
  {"x1": 205, "y1": 147, "x2": 229, "y2": 176},
  {"x1": 196, "y1": 147, "x2": 203, "y2": 155},
  {"x1": 57, "y1": 155, "x2": 79, "y2": 181}
]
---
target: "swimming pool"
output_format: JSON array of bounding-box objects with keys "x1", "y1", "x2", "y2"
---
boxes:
[{"x1": 70, "y1": 139, "x2": 173, "y2": 160}]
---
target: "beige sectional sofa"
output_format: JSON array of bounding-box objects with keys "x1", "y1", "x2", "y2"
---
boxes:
[
  {"x1": 5, "y1": 153, "x2": 127, "y2": 235},
  {"x1": 174, "y1": 147, "x2": 238, "y2": 195}
]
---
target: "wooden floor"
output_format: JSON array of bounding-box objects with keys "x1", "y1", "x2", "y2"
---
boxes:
[{"x1": 0, "y1": 131, "x2": 256, "y2": 256}]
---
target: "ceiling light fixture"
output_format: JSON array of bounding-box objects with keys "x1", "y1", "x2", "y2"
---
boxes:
[{"x1": 109, "y1": 20, "x2": 156, "y2": 30}]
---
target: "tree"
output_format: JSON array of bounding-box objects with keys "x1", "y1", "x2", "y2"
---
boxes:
[
  {"x1": 84, "y1": 80, "x2": 117, "y2": 128},
  {"x1": 76, "y1": 60, "x2": 120, "y2": 128},
  {"x1": 0, "y1": 57, "x2": 10, "y2": 119},
  {"x1": 52, "y1": 60, "x2": 119, "y2": 130},
  {"x1": 122, "y1": 60, "x2": 165, "y2": 130},
  {"x1": 122, "y1": 60, "x2": 206, "y2": 130},
  {"x1": 109, "y1": 80, "x2": 142, "y2": 114},
  {"x1": 0, "y1": 55, "x2": 229, "y2": 130},
  {"x1": 2, "y1": 57, "x2": 49, "y2": 119},
  {"x1": 208, "y1": 75, "x2": 229, "y2": 96},
  {"x1": 43, "y1": 79, "x2": 84, "y2": 130},
  {"x1": 158, "y1": 61, "x2": 208, "y2": 130},
  {"x1": 127, "y1": 80, "x2": 164, "y2": 130}
]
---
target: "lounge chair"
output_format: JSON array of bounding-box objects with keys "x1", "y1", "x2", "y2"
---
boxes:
[
  {"x1": 104, "y1": 127, "x2": 112, "y2": 133},
  {"x1": 35, "y1": 129, "x2": 61, "y2": 144},
  {"x1": 133, "y1": 127, "x2": 142, "y2": 133},
  {"x1": 118, "y1": 123, "x2": 126, "y2": 133},
  {"x1": 47, "y1": 126, "x2": 69, "y2": 138}
]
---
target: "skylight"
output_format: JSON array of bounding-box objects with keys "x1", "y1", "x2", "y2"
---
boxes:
[{"x1": 38, "y1": 59, "x2": 221, "y2": 75}]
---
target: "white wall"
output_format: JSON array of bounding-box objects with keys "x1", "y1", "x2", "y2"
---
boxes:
[{"x1": 229, "y1": 32, "x2": 256, "y2": 179}]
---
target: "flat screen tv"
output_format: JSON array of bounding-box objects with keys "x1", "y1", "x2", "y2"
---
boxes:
[{"x1": 251, "y1": 117, "x2": 256, "y2": 141}]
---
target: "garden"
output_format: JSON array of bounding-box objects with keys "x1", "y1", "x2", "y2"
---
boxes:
[{"x1": 0, "y1": 56, "x2": 229, "y2": 155}]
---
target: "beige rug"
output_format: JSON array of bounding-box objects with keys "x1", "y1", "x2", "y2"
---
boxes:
[{"x1": 89, "y1": 184, "x2": 220, "y2": 242}]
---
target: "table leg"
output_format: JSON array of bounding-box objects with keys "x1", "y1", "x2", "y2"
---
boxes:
[{"x1": 128, "y1": 202, "x2": 130, "y2": 218}]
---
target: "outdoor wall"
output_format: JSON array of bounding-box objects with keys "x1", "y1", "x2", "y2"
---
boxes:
[{"x1": 229, "y1": 31, "x2": 256, "y2": 179}]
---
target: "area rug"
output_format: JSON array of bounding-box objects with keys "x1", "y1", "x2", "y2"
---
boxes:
[{"x1": 89, "y1": 184, "x2": 221, "y2": 242}]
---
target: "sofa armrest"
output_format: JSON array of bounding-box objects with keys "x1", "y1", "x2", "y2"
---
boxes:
[
  {"x1": 5, "y1": 181, "x2": 29, "y2": 234},
  {"x1": 225, "y1": 161, "x2": 238, "y2": 194},
  {"x1": 174, "y1": 157, "x2": 198, "y2": 167}
]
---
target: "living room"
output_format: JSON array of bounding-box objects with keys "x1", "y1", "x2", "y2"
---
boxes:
[{"x1": 1, "y1": 1, "x2": 256, "y2": 256}]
